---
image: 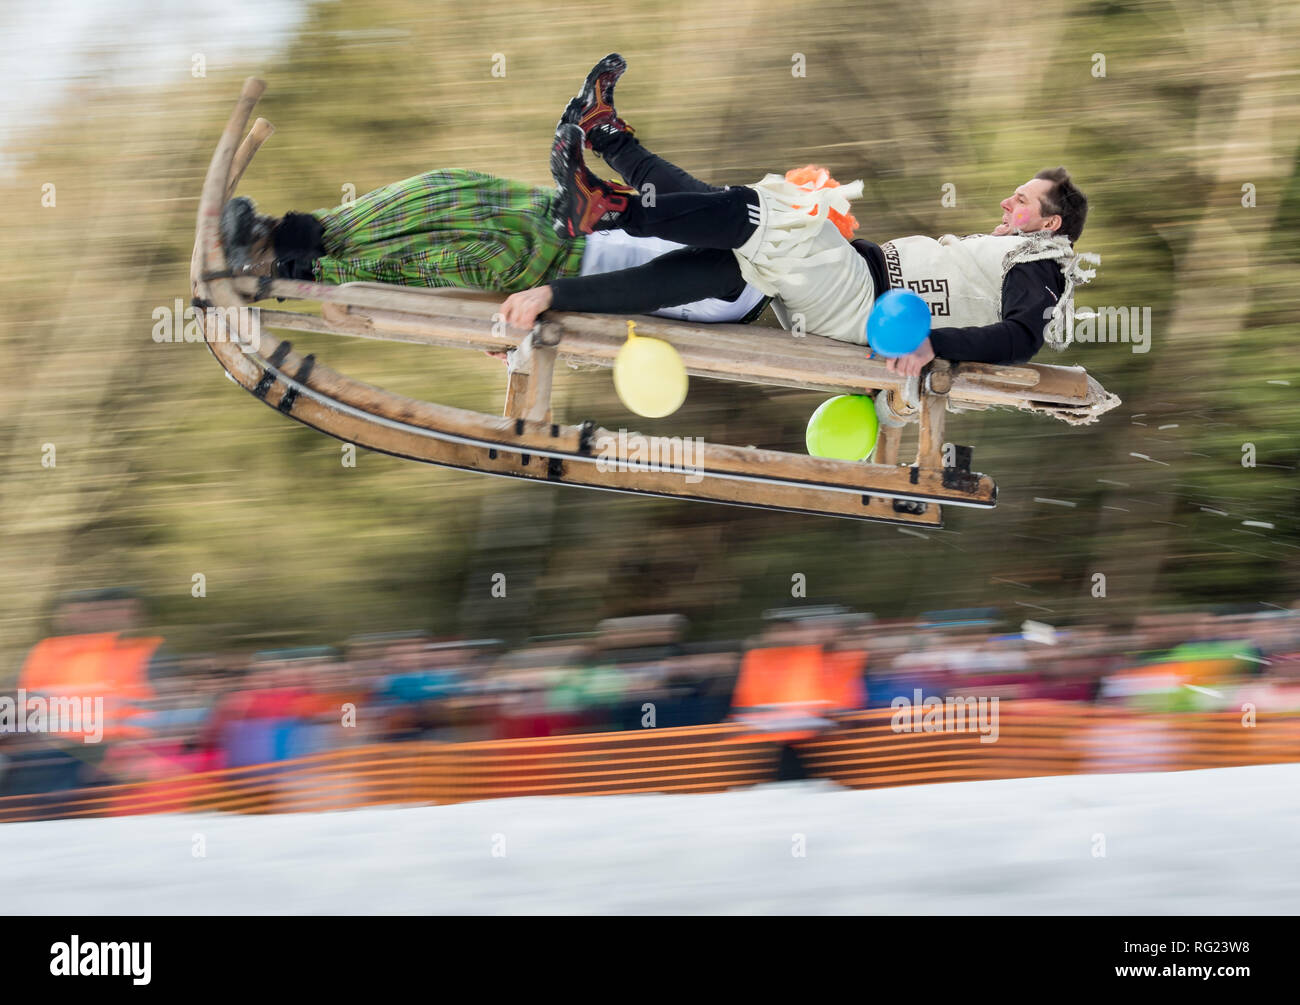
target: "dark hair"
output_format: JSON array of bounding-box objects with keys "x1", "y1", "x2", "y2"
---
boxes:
[
  {"x1": 1034, "y1": 167, "x2": 1088, "y2": 243},
  {"x1": 272, "y1": 212, "x2": 327, "y2": 280}
]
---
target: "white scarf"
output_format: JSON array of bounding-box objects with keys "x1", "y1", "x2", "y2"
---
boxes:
[{"x1": 1000, "y1": 232, "x2": 1100, "y2": 350}]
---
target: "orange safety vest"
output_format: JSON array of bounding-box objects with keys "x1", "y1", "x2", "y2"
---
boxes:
[
  {"x1": 729, "y1": 644, "x2": 865, "y2": 741},
  {"x1": 17, "y1": 632, "x2": 161, "y2": 741}
]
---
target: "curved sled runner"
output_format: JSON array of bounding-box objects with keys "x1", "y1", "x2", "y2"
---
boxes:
[{"x1": 192, "y1": 79, "x2": 1120, "y2": 527}]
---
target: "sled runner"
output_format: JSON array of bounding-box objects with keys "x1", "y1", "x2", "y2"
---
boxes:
[{"x1": 191, "y1": 79, "x2": 1120, "y2": 527}]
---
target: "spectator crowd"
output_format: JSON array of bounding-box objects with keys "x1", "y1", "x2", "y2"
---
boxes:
[{"x1": 2, "y1": 589, "x2": 1298, "y2": 800}]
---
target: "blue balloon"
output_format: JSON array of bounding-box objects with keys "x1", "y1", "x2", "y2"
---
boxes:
[{"x1": 866, "y1": 289, "x2": 931, "y2": 358}]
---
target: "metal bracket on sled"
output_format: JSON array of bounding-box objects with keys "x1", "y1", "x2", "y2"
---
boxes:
[
  {"x1": 278, "y1": 354, "x2": 316, "y2": 414},
  {"x1": 253, "y1": 341, "x2": 293, "y2": 400}
]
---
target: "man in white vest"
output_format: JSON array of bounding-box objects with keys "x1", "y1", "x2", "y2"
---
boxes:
[{"x1": 501, "y1": 55, "x2": 1095, "y2": 379}]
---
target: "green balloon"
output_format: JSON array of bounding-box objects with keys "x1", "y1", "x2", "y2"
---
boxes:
[{"x1": 805, "y1": 395, "x2": 879, "y2": 460}]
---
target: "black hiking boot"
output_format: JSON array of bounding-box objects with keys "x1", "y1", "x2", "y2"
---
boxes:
[
  {"x1": 219, "y1": 196, "x2": 277, "y2": 277},
  {"x1": 550, "y1": 123, "x2": 637, "y2": 238},
  {"x1": 557, "y1": 53, "x2": 635, "y2": 154}
]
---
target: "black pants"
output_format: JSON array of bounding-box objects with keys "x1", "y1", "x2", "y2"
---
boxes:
[{"x1": 548, "y1": 136, "x2": 760, "y2": 315}]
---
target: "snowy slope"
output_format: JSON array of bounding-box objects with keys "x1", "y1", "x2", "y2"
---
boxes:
[{"x1": 4, "y1": 764, "x2": 1298, "y2": 914}]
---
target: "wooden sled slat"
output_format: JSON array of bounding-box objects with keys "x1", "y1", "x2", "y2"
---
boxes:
[{"x1": 247, "y1": 280, "x2": 1104, "y2": 413}]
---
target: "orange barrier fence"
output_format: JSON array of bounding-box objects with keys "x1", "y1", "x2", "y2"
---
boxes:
[
  {"x1": 797, "y1": 702, "x2": 1298, "y2": 787},
  {"x1": 1, "y1": 702, "x2": 1296, "y2": 823}
]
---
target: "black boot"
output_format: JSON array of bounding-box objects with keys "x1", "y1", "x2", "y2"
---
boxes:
[
  {"x1": 557, "y1": 53, "x2": 635, "y2": 155},
  {"x1": 550, "y1": 123, "x2": 637, "y2": 238},
  {"x1": 219, "y1": 196, "x2": 276, "y2": 277}
]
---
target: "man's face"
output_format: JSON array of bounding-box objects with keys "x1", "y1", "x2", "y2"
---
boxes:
[{"x1": 994, "y1": 178, "x2": 1060, "y2": 236}]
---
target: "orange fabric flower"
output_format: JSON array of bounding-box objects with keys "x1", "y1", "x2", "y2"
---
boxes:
[{"x1": 784, "y1": 164, "x2": 860, "y2": 240}]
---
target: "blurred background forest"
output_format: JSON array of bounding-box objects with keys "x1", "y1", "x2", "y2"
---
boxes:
[{"x1": 1, "y1": 0, "x2": 1297, "y2": 676}]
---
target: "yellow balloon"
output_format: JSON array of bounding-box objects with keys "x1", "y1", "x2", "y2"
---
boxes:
[{"x1": 612, "y1": 322, "x2": 688, "y2": 418}]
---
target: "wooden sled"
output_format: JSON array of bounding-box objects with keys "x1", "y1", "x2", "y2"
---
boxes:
[{"x1": 192, "y1": 79, "x2": 1120, "y2": 528}]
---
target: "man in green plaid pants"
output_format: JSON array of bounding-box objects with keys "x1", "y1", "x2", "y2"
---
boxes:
[{"x1": 221, "y1": 167, "x2": 766, "y2": 324}]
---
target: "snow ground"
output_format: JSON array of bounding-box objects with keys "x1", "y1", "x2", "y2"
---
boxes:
[{"x1": 4, "y1": 764, "x2": 1298, "y2": 914}]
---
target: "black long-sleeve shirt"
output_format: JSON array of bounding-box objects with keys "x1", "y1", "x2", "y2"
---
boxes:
[{"x1": 926, "y1": 257, "x2": 1064, "y2": 364}]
